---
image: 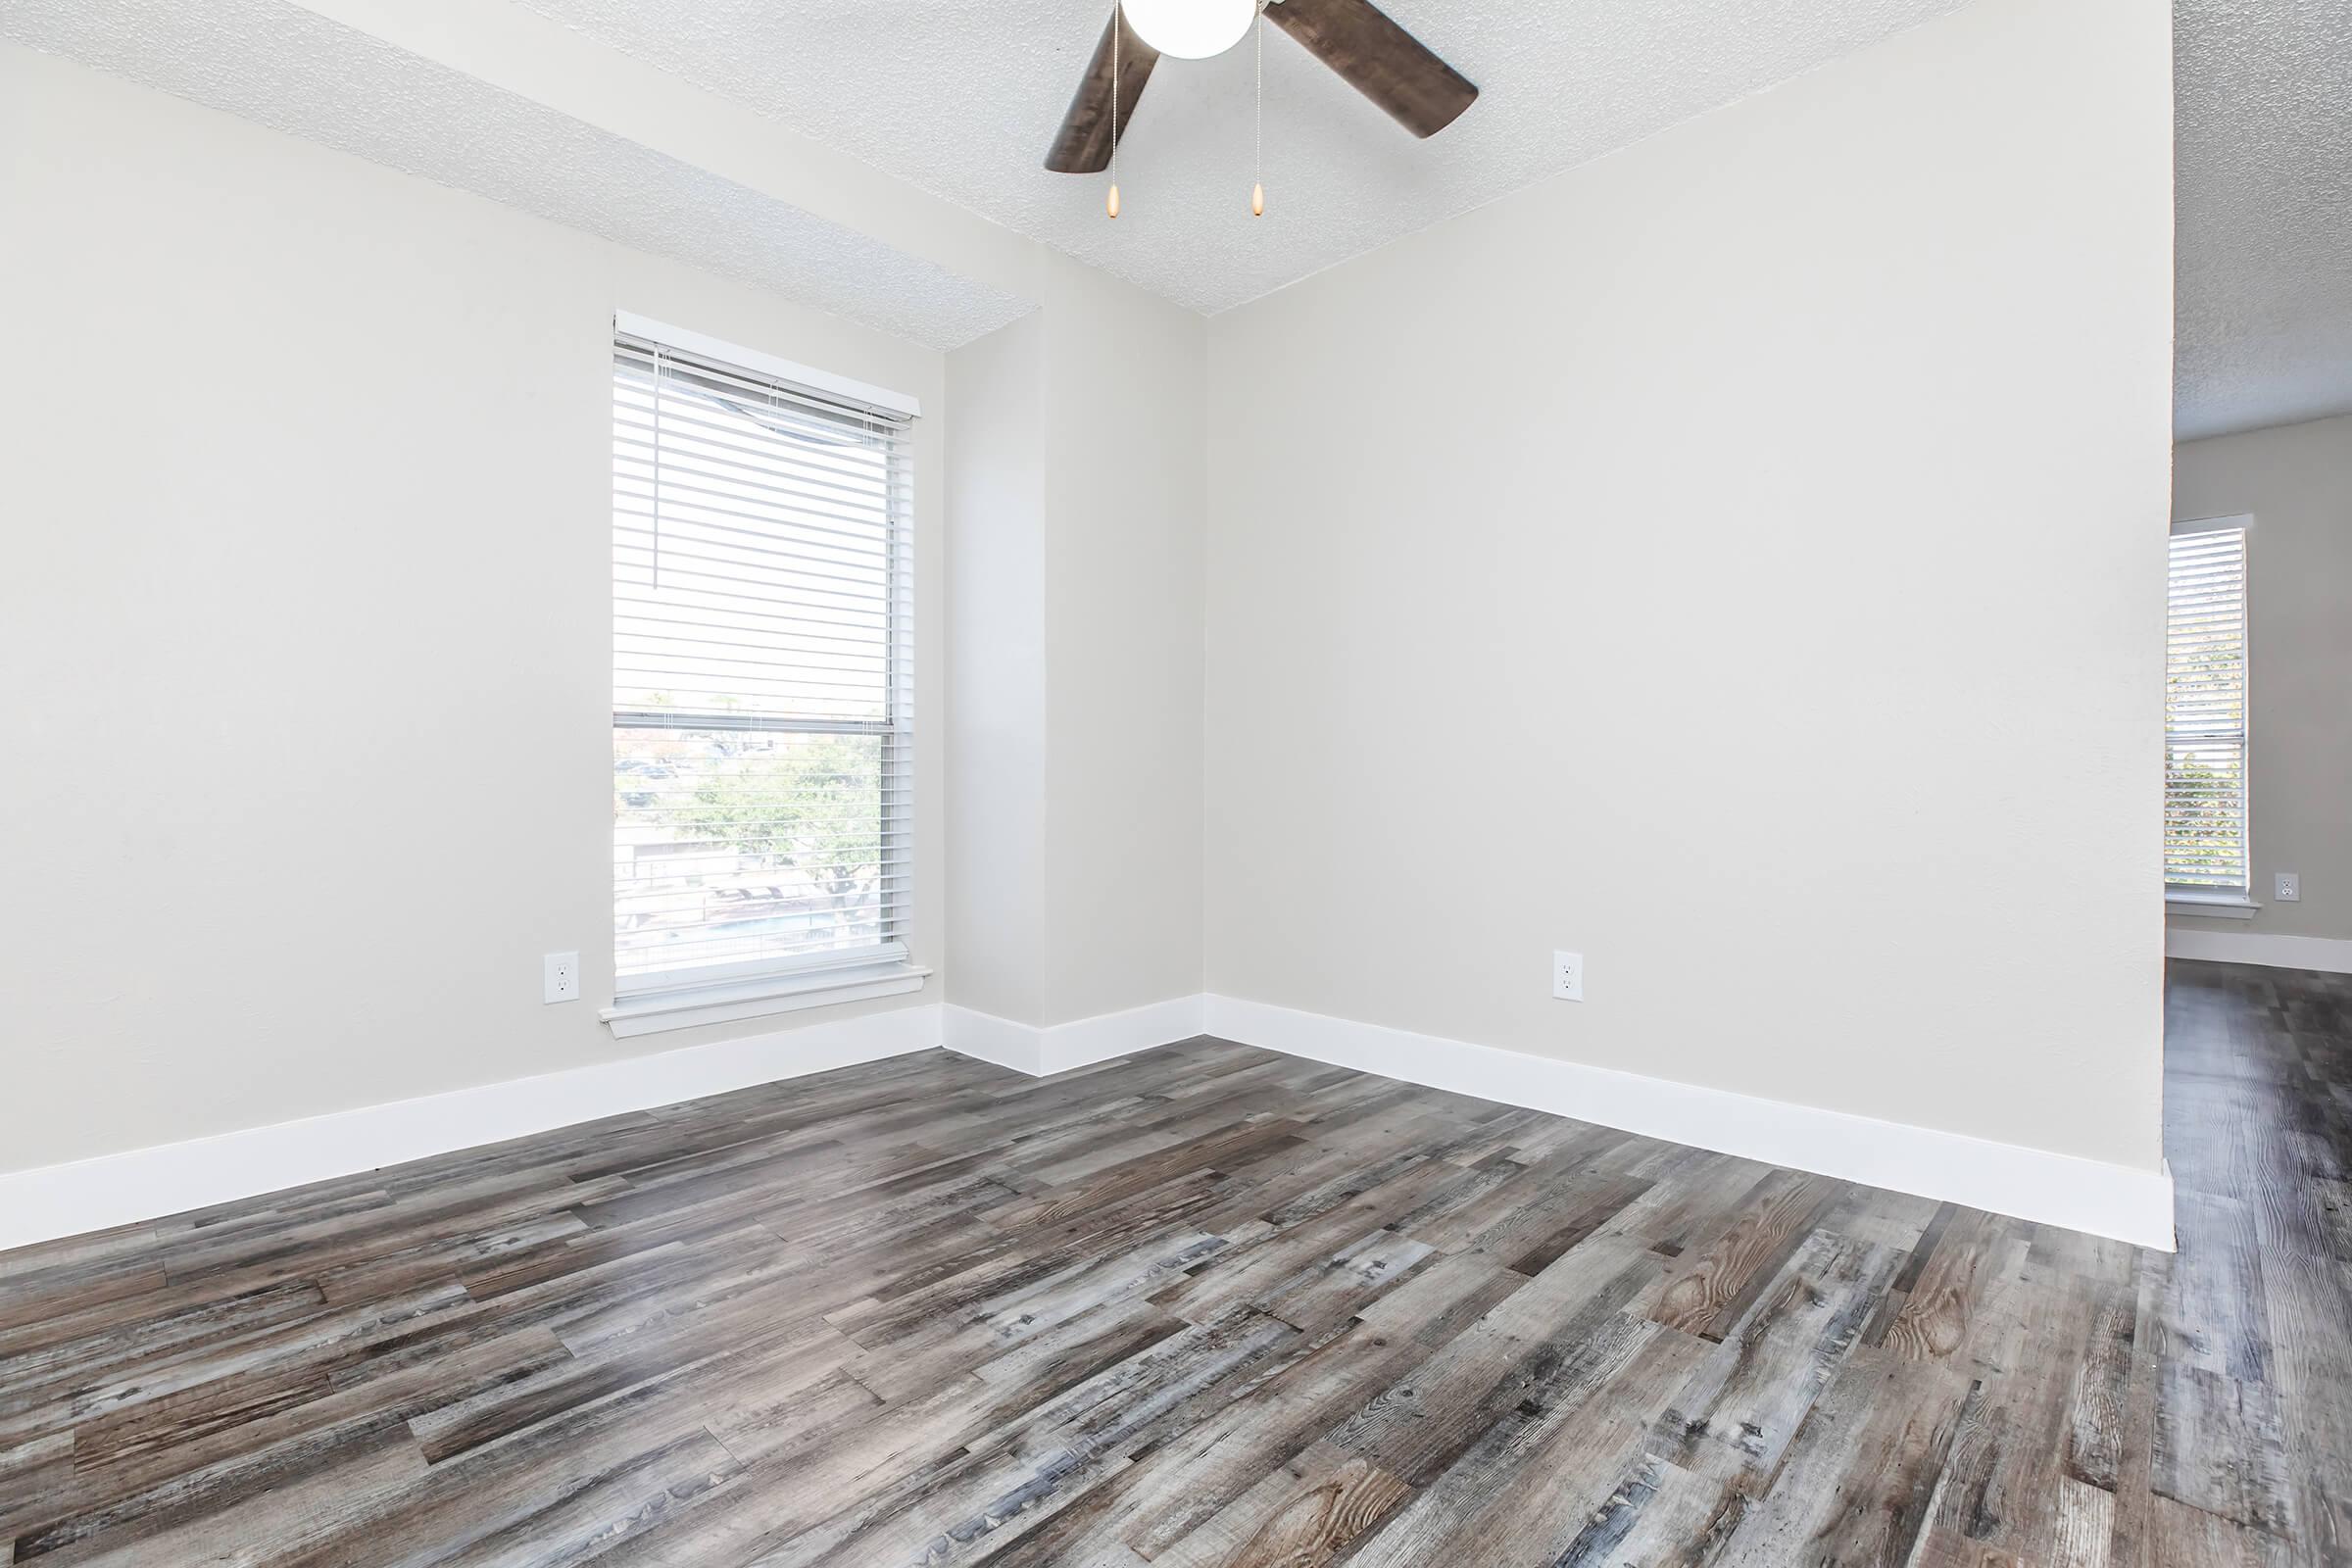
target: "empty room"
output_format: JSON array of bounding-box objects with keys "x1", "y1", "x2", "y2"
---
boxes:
[{"x1": 2, "y1": 0, "x2": 2347, "y2": 1562}]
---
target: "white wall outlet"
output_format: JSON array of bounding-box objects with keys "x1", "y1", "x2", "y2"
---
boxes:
[
  {"x1": 1552, "y1": 950, "x2": 1584, "y2": 1003},
  {"x1": 2275, "y1": 872, "x2": 2301, "y2": 903},
  {"x1": 544, "y1": 952, "x2": 580, "y2": 1004}
]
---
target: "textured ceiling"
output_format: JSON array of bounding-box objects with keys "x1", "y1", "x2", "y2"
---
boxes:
[
  {"x1": 0, "y1": 0, "x2": 1031, "y2": 351},
  {"x1": 13, "y1": 0, "x2": 2346, "y2": 435},
  {"x1": 2175, "y1": 0, "x2": 2352, "y2": 440},
  {"x1": 514, "y1": 0, "x2": 1972, "y2": 317}
]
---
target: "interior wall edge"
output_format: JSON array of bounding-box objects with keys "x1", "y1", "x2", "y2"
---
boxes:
[{"x1": 0, "y1": 1004, "x2": 944, "y2": 1255}]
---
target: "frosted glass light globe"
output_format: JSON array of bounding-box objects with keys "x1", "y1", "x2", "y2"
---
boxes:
[{"x1": 1122, "y1": 0, "x2": 1254, "y2": 60}]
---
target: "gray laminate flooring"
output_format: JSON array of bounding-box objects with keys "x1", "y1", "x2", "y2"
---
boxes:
[{"x1": 0, "y1": 959, "x2": 2343, "y2": 1564}]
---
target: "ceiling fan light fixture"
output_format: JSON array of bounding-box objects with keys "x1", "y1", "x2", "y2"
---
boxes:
[{"x1": 1120, "y1": 0, "x2": 1254, "y2": 61}]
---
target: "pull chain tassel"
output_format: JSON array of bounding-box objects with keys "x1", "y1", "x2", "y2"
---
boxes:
[{"x1": 1250, "y1": 6, "x2": 1264, "y2": 217}]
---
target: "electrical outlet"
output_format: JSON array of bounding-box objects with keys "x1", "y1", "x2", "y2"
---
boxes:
[
  {"x1": 1552, "y1": 950, "x2": 1584, "y2": 1003},
  {"x1": 2276, "y1": 872, "x2": 2301, "y2": 903},
  {"x1": 544, "y1": 952, "x2": 580, "y2": 1004}
]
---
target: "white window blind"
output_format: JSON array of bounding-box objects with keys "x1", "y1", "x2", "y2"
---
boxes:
[
  {"x1": 2165, "y1": 526, "x2": 2249, "y2": 893},
  {"x1": 612, "y1": 329, "x2": 914, "y2": 997}
]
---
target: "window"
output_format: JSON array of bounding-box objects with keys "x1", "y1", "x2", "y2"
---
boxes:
[
  {"x1": 2165, "y1": 524, "x2": 2249, "y2": 898},
  {"x1": 610, "y1": 320, "x2": 916, "y2": 1021}
]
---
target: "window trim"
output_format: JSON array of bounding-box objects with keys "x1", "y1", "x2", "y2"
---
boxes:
[
  {"x1": 608, "y1": 316, "x2": 923, "y2": 1028},
  {"x1": 2164, "y1": 890, "x2": 2260, "y2": 920},
  {"x1": 599, "y1": 955, "x2": 932, "y2": 1038},
  {"x1": 2163, "y1": 514, "x2": 2253, "y2": 906}
]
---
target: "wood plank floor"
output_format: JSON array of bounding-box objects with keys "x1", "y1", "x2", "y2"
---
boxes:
[{"x1": 1, "y1": 960, "x2": 2344, "y2": 1565}]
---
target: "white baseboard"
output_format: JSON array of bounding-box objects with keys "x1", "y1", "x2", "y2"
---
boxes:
[
  {"x1": 944, "y1": 995, "x2": 1206, "y2": 1077},
  {"x1": 1202, "y1": 995, "x2": 2177, "y2": 1252},
  {"x1": 2167, "y1": 926, "x2": 2352, "y2": 974},
  {"x1": 4, "y1": 986, "x2": 2181, "y2": 1257},
  {"x1": 0, "y1": 1004, "x2": 942, "y2": 1255},
  {"x1": 937, "y1": 1005, "x2": 1043, "y2": 1074}
]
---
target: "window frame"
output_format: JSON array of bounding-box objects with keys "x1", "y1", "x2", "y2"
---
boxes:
[
  {"x1": 2163, "y1": 514, "x2": 2254, "y2": 913},
  {"x1": 602, "y1": 315, "x2": 927, "y2": 1035}
]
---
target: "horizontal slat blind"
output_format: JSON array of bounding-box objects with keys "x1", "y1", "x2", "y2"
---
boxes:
[
  {"x1": 2165, "y1": 527, "x2": 2247, "y2": 892},
  {"x1": 612, "y1": 332, "x2": 914, "y2": 994}
]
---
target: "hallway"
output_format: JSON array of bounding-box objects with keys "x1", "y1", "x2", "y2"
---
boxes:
[{"x1": 2151, "y1": 960, "x2": 2351, "y2": 1563}]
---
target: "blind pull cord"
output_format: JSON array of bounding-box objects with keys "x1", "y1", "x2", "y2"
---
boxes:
[{"x1": 651, "y1": 349, "x2": 664, "y2": 592}]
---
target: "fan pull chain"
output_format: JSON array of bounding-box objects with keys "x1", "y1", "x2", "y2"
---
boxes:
[
  {"x1": 1251, "y1": 4, "x2": 1264, "y2": 217},
  {"x1": 1107, "y1": 2, "x2": 1122, "y2": 219}
]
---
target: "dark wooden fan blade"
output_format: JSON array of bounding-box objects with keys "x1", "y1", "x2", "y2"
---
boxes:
[
  {"x1": 1044, "y1": 10, "x2": 1161, "y2": 172},
  {"x1": 1265, "y1": 0, "x2": 1476, "y2": 138}
]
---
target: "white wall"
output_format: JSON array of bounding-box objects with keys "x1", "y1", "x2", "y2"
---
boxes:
[
  {"x1": 2171, "y1": 415, "x2": 2352, "y2": 946},
  {"x1": 1, "y1": 37, "x2": 1213, "y2": 1179},
  {"x1": 4, "y1": 0, "x2": 2179, "y2": 1196},
  {"x1": 946, "y1": 314, "x2": 1051, "y2": 1026},
  {"x1": 1203, "y1": 0, "x2": 2175, "y2": 1171},
  {"x1": 1039, "y1": 267, "x2": 1206, "y2": 1025},
  {"x1": 0, "y1": 48, "x2": 949, "y2": 1173},
  {"x1": 944, "y1": 273, "x2": 1208, "y2": 1031}
]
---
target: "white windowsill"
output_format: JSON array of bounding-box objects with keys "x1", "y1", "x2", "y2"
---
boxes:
[
  {"x1": 2165, "y1": 892, "x2": 2261, "y2": 921},
  {"x1": 601, "y1": 960, "x2": 931, "y2": 1038}
]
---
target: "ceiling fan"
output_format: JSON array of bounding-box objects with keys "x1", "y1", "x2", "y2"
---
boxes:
[{"x1": 1043, "y1": 0, "x2": 1477, "y2": 174}]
